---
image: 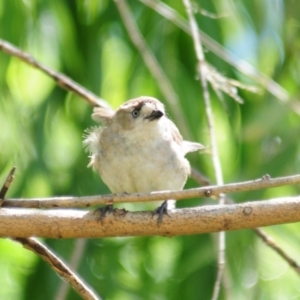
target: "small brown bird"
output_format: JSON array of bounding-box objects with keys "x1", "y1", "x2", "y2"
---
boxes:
[{"x1": 84, "y1": 96, "x2": 203, "y2": 222}]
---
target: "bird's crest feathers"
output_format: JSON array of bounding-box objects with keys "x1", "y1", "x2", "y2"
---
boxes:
[{"x1": 92, "y1": 107, "x2": 115, "y2": 123}]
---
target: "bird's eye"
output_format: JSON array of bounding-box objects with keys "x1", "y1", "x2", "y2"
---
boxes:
[{"x1": 131, "y1": 109, "x2": 140, "y2": 118}]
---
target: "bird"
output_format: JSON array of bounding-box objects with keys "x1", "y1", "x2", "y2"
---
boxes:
[{"x1": 83, "y1": 96, "x2": 204, "y2": 223}]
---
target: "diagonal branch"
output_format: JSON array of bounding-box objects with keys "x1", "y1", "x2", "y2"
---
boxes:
[
  {"x1": 192, "y1": 167, "x2": 300, "y2": 279},
  {"x1": 0, "y1": 166, "x2": 16, "y2": 201},
  {"x1": 55, "y1": 238, "x2": 88, "y2": 299},
  {"x1": 114, "y1": 0, "x2": 190, "y2": 138},
  {"x1": 253, "y1": 228, "x2": 300, "y2": 276},
  {"x1": 0, "y1": 168, "x2": 100, "y2": 300},
  {"x1": 0, "y1": 39, "x2": 111, "y2": 109},
  {"x1": 13, "y1": 237, "x2": 100, "y2": 300},
  {"x1": 139, "y1": 0, "x2": 298, "y2": 113}
]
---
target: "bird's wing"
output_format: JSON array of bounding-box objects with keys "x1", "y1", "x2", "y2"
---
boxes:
[
  {"x1": 182, "y1": 141, "x2": 205, "y2": 155},
  {"x1": 167, "y1": 118, "x2": 204, "y2": 155},
  {"x1": 167, "y1": 118, "x2": 184, "y2": 145}
]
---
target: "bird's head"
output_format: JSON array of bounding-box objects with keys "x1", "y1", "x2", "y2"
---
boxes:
[{"x1": 92, "y1": 96, "x2": 165, "y2": 131}]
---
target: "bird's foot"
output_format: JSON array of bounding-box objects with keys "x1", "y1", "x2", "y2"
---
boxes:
[
  {"x1": 94, "y1": 204, "x2": 114, "y2": 222},
  {"x1": 152, "y1": 201, "x2": 170, "y2": 225}
]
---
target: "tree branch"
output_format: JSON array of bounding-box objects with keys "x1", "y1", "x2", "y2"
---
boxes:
[
  {"x1": 13, "y1": 237, "x2": 100, "y2": 300},
  {"x1": 253, "y1": 228, "x2": 300, "y2": 276},
  {"x1": 3, "y1": 173, "x2": 300, "y2": 208},
  {"x1": 139, "y1": 0, "x2": 300, "y2": 114},
  {"x1": 0, "y1": 39, "x2": 111, "y2": 109},
  {"x1": 0, "y1": 166, "x2": 16, "y2": 201},
  {"x1": 0, "y1": 168, "x2": 100, "y2": 300},
  {"x1": 114, "y1": 0, "x2": 190, "y2": 138},
  {"x1": 1, "y1": 196, "x2": 300, "y2": 238},
  {"x1": 55, "y1": 238, "x2": 88, "y2": 299}
]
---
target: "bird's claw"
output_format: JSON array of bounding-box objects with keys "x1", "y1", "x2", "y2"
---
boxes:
[
  {"x1": 152, "y1": 201, "x2": 170, "y2": 225},
  {"x1": 94, "y1": 204, "x2": 114, "y2": 221}
]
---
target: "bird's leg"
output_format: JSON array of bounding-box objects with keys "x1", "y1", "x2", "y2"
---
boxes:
[
  {"x1": 152, "y1": 200, "x2": 170, "y2": 224},
  {"x1": 94, "y1": 204, "x2": 114, "y2": 221}
]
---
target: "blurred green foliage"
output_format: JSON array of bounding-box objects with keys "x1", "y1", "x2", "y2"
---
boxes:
[{"x1": 1, "y1": 0, "x2": 300, "y2": 299}]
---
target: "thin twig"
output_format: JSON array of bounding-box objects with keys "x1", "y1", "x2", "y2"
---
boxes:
[
  {"x1": 253, "y1": 228, "x2": 300, "y2": 275},
  {"x1": 190, "y1": 167, "x2": 210, "y2": 186},
  {"x1": 192, "y1": 167, "x2": 300, "y2": 282},
  {"x1": 0, "y1": 169, "x2": 99, "y2": 300},
  {"x1": 114, "y1": 0, "x2": 190, "y2": 138},
  {"x1": 139, "y1": 0, "x2": 300, "y2": 114},
  {"x1": 182, "y1": 0, "x2": 225, "y2": 298},
  {"x1": 55, "y1": 239, "x2": 88, "y2": 300},
  {"x1": 0, "y1": 6, "x2": 295, "y2": 112},
  {"x1": 0, "y1": 39, "x2": 111, "y2": 109},
  {"x1": 13, "y1": 237, "x2": 100, "y2": 300},
  {"x1": 0, "y1": 167, "x2": 16, "y2": 201},
  {"x1": 2, "y1": 196, "x2": 300, "y2": 238},
  {"x1": 3, "y1": 173, "x2": 300, "y2": 208}
]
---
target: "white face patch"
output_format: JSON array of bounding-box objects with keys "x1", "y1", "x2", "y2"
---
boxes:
[{"x1": 141, "y1": 102, "x2": 156, "y2": 116}]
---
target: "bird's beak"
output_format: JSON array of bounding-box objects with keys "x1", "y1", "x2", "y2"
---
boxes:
[{"x1": 145, "y1": 110, "x2": 164, "y2": 121}]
